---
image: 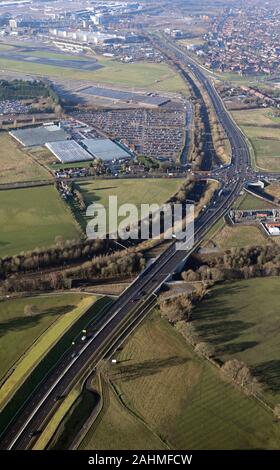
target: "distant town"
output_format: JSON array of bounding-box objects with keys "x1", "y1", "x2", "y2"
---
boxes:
[{"x1": 187, "y1": 3, "x2": 280, "y2": 77}]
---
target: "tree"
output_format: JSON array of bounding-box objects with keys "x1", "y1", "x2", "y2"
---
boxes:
[
  {"x1": 273, "y1": 404, "x2": 280, "y2": 420},
  {"x1": 24, "y1": 304, "x2": 39, "y2": 317},
  {"x1": 222, "y1": 359, "x2": 246, "y2": 381},
  {"x1": 159, "y1": 293, "x2": 193, "y2": 324},
  {"x1": 193, "y1": 283, "x2": 207, "y2": 301},
  {"x1": 194, "y1": 342, "x2": 215, "y2": 359},
  {"x1": 222, "y1": 359, "x2": 262, "y2": 395},
  {"x1": 181, "y1": 269, "x2": 200, "y2": 282},
  {"x1": 175, "y1": 321, "x2": 197, "y2": 344}
]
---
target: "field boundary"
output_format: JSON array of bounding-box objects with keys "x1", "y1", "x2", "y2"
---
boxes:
[
  {"x1": 0, "y1": 179, "x2": 53, "y2": 191},
  {"x1": 110, "y1": 379, "x2": 171, "y2": 450},
  {"x1": 69, "y1": 373, "x2": 105, "y2": 450}
]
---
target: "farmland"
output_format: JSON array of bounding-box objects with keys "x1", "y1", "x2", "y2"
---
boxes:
[
  {"x1": 0, "y1": 133, "x2": 51, "y2": 184},
  {"x1": 265, "y1": 182, "x2": 280, "y2": 199},
  {"x1": 193, "y1": 278, "x2": 280, "y2": 406},
  {"x1": 80, "y1": 310, "x2": 280, "y2": 450},
  {"x1": 79, "y1": 178, "x2": 182, "y2": 209},
  {"x1": 231, "y1": 108, "x2": 280, "y2": 172},
  {"x1": 212, "y1": 224, "x2": 267, "y2": 250},
  {"x1": 80, "y1": 383, "x2": 166, "y2": 451},
  {"x1": 236, "y1": 192, "x2": 277, "y2": 210},
  {"x1": 0, "y1": 186, "x2": 80, "y2": 257},
  {"x1": 76, "y1": 178, "x2": 182, "y2": 230}
]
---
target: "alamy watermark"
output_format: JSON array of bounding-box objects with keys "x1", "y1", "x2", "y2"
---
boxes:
[{"x1": 86, "y1": 196, "x2": 194, "y2": 251}]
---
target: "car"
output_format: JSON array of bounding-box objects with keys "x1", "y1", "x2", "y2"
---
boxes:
[
  {"x1": 54, "y1": 395, "x2": 65, "y2": 402},
  {"x1": 29, "y1": 430, "x2": 42, "y2": 438},
  {"x1": 81, "y1": 335, "x2": 87, "y2": 341}
]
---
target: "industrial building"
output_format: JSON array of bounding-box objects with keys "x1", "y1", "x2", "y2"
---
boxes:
[
  {"x1": 229, "y1": 207, "x2": 280, "y2": 238},
  {"x1": 81, "y1": 138, "x2": 132, "y2": 162},
  {"x1": 45, "y1": 140, "x2": 93, "y2": 163},
  {"x1": 80, "y1": 86, "x2": 169, "y2": 107},
  {"x1": 263, "y1": 222, "x2": 280, "y2": 236},
  {"x1": 9, "y1": 124, "x2": 69, "y2": 147}
]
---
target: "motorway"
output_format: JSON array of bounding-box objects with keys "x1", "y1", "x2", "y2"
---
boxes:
[{"x1": 0, "y1": 36, "x2": 276, "y2": 450}]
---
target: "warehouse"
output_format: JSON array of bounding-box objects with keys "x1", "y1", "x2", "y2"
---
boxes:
[
  {"x1": 80, "y1": 86, "x2": 169, "y2": 107},
  {"x1": 9, "y1": 124, "x2": 69, "y2": 147},
  {"x1": 263, "y1": 222, "x2": 280, "y2": 236},
  {"x1": 82, "y1": 138, "x2": 132, "y2": 162},
  {"x1": 45, "y1": 140, "x2": 93, "y2": 163}
]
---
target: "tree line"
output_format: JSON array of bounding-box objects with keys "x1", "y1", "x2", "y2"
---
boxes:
[
  {"x1": 188, "y1": 99, "x2": 206, "y2": 169},
  {"x1": 0, "y1": 79, "x2": 60, "y2": 103},
  {"x1": 1, "y1": 249, "x2": 145, "y2": 294},
  {"x1": 0, "y1": 238, "x2": 110, "y2": 280},
  {"x1": 182, "y1": 244, "x2": 280, "y2": 283},
  {"x1": 158, "y1": 283, "x2": 263, "y2": 398}
]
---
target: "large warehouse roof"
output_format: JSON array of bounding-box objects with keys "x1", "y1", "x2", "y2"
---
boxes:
[
  {"x1": 45, "y1": 140, "x2": 93, "y2": 163},
  {"x1": 81, "y1": 86, "x2": 169, "y2": 107},
  {"x1": 82, "y1": 138, "x2": 132, "y2": 161},
  {"x1": 9, "y1": 125, "x2": 69, "y2": 147}
]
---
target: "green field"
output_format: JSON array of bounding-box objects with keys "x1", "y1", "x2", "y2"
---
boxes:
[
  {"x1": 0, "y1": 186, "x2": 80, "y2": 257},
  {"x1": 80, "y1": 382, "x2": 166, "y2": 451},
  {"x1": 231, "y1": 108, "x2": 280, "y2": 171},
  {"x1": 79, "y1": 178, "x2": 182, "y2": 208},
  {"x1": 217, "y1": 73, "x2": 266, "y2": 85},
  {"x1": 0, "y1": 133, "x2": 51, "y2": 184},
  {"x1": 237, "y1": 192, "x2": 277, "y2": 210},
  {"x1": 0, "y1": 43, "x2": 14, "y2": 51},
  {"x1": 178, "y1": 38, "x2": 205, "y2": 47},
  {"x1": 266, "y1": 182, "x2": 280, "y2": 199},
  {"x1": 77, "y1": 178, "x2": 183, "y2": 230},
  {"x1": 193, "y1": 278, "x2": 280, "y2": 406},
  {"x1": 212, "y1": 224, "x2": 267, "y2": 250},
  {"x1": 19, "y1": 50, "x2": 89, "y2": 62},
  {"x1": 80, "y1": 310, "x2": 280, "y2": 450},
  {"x1": 204, "y1": 192, "x2": 278, "y2": 249},
  {"x1": 0, "y1": 53, "x2": 187, "y2": 94}
]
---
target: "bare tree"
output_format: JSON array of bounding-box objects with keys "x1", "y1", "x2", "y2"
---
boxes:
[
  {"x1": 195, "y1": 342, "x2": 215, "y2": 359},
  {"x1": 24, "y1": 304, "x2": 39, "y2": 317},
  {"x1": 159, "y1": 294, "x2": 193, "y2": 324},
  {"x1": 175, "y1": 321, "x2": 197, "y2": 345},
  {"x1": 222, "y1": 359, "x2": 262, "y2": 395},
  {"x1": 273, "y1": 404, "x2": 280, "y2": 420}
]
